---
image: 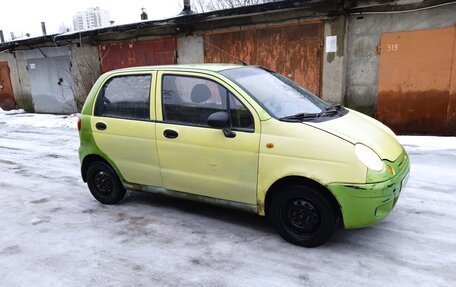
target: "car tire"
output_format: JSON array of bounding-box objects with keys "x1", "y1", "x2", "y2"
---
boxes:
[
  {"x1": 270, "y1": 185, "x2": 336, "y2": 247},
  {"x1": 87, "y1": 161, "x2": 126, "y2": 204}
]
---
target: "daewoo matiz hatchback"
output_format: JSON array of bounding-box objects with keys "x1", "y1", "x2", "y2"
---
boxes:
[{"x1": 78, "y1": 64, "x2": 410, "y2": 247}]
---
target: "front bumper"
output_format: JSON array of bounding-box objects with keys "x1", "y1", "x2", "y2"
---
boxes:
[{"x1": 327, "y1": 152, "x2": 410, "y2": 229}]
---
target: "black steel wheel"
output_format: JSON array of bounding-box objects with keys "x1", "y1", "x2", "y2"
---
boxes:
[
  {"x1": 270, "y1": 185, "x2": 336, "y2": 247},
  {"x1": 87, "y1": 161, "x2": 126, "y2": 204}
]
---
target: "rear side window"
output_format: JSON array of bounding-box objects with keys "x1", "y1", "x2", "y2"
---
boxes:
[{"x1": 95, "y1": 75, "x2": 151, "y2": 120}]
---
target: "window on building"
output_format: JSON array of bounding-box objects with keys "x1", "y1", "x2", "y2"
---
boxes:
[
  {"x1": 162, "y1": 75, "x2": 254, "y2": 131},
  {"x1": 95, "y1": 75, "x2": 151, "y2": 120}
]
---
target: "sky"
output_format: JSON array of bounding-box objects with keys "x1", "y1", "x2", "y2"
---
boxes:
[{"x1": 0, "y1": 0, "x2": 183, "y2": 40}]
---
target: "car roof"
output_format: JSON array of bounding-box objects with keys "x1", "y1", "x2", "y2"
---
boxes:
[{"x1": 110, "y1": 64, "x2": 245, "y2": 74}]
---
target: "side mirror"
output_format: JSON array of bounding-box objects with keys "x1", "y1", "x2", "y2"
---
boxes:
[
  {"x1": 207, "y1": 111, "x2": 229, "y2": 128},
  {"x1": 207, "y1": 111, "x2": 236, "y2": 138}
]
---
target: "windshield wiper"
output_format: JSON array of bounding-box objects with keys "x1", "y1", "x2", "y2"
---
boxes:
[
  {"x1": 279, "y1": 113, "x2": 320, "y2": 122},
  {"x1": 329, "y1": 104, "x2": 341, "y2": 109},
  {"x1": 323, "y1": 104, "x2": 341, "y2": 112},
  {"x1": 319, "y1": 104, "x2": 342, "y2": 117},
  {"x1": 280, "y1": 105, "x2": 343, "y2": 122}
]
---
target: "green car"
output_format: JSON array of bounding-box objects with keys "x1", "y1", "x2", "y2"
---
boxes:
[{"x1": 78, "y1": 64, "x2": 410, "y2": 247}]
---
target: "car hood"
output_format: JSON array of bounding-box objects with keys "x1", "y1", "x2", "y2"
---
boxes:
[{"x1": 305, "y1": 109, "x2": 403, "y2": 161}]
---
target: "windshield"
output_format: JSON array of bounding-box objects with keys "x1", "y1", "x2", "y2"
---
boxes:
[{"x1": 220, "y1": 67, "x2": 329, "y2": 119}]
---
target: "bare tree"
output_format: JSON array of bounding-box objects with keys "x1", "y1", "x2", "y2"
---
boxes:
[
  {"x1": 58, "y1": 22, "x2": 72, "y2": 34},
  {"x1": 58, "y1": 45, "x2": 102, "y2": 112},
  {"x1": 183, "y1": 0, "x2": 280, "y2": 13}
]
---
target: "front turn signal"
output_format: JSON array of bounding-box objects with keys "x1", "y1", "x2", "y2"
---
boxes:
[{"x1": 387, "y1": 165, "x2": 395, "y2": 175}]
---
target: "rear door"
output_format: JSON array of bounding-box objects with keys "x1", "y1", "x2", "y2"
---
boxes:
[
  {"x1": 155, "y1": 71, "x2": 261, "y2": 204},
  {"x1": 91, "y1": 71, "x2": 163, "y2": 187}
]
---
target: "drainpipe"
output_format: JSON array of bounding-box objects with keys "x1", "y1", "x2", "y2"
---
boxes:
[
  {"x1": 0, "y1": 30, "x2": 4, "y2": 43},
  {"x1": 179, "y1": 0, "x2": 194, "y2": 15},
  {"x1": 141, "y1": 8, "x2": 148, "y2": 20},
  {"x1": 41, "y1": 22, "x2": 47, "y2": 36}
]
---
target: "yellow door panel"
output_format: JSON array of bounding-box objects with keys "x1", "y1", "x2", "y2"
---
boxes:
[
  {"x1": 156, "y1": 124, "x2": 259, "y2": 203},
  {"x1": 155, "y1": 71, "x2": 261, "y2": 204},
  {"x1": 92, "y1": 117, "x2": 162, "y2": 186}
]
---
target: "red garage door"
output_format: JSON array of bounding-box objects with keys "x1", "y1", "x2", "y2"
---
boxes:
[
  {"x1": 203, "y1": 22, "x2": 324, "y2": 96},
  {"x1": 0, "y1": 61, "x2": 15, "y2": 111},
  {"x1": 99, "y1": 37, "x2": 177, "y2": 73}
]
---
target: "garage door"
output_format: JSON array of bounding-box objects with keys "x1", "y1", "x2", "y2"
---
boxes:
[
  {"x1": 377, "y1": 26, "x2": 456, "y2": 135},
  {"x1": 27, "y1": 55, "x2": 76, "y2": 114},
  {"x1": 203, "y1": 22, "x2": 324, "y2": 96},
  {"x1": 0, "y1": 61, "x2": 15, "y2": 111},
  {"x1": 99, "y1": 37, "x2": 177, "y2": 73}
]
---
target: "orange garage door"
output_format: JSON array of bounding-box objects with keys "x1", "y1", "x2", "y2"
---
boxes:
[{"x1": 377, "y1": 26, "x2": 456, "y2": 135}]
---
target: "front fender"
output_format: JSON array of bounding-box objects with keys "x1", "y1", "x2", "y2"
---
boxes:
[{"x1": 256, "y1": 119, "x2": 366, "y2": 215}]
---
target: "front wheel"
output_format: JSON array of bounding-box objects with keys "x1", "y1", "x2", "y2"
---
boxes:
[
  {"x1": 270, "y1": 185, "x2": 336, "y2": 247},
  {"x1": 87, "y1": 161, "x2": 126, "y2": 204}
]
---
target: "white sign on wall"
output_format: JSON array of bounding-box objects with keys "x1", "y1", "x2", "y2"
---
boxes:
[
  {"x1": 29, "y1": 63, "x2": 36, "y2": 69},
  {"x1": 325, "y1": 36, "x2": 337, "y2": 53}
]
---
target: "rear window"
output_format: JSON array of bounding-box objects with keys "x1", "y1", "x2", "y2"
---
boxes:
[{"x1": 95, "y1": 75, "x2": 151, "y2": 120}]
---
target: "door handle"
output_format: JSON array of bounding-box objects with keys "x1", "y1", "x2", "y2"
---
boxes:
[
  {"x1": 95, "y1": 122, "x2": 107, "y2": 131},
  {"x1": 163, "y1": 129, "x2": 178, "y2": 139}
]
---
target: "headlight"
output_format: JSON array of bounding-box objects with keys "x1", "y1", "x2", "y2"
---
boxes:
[{"x1": 355, "y1": 144, "x2": 384, "y2": 172}]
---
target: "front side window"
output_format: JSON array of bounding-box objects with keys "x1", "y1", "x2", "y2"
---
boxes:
[
  {"x1": 95, "y1": 75, "x2": 151, "y2": 120},
  {"x1": 162, "y1": 75, "x2": 254, "y2": 131},
  {"x1": 229, "y1": 94, "x2": 254, "y2": 130}
]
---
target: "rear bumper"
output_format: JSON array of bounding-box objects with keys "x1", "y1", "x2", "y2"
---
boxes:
[{"x1": 327, "y1": 154, "x2": 410, "y2": 229}]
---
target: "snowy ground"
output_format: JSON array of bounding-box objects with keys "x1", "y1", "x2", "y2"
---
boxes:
[{"x1": 0, "y1": 109, "x2": 455, "y2": 287}]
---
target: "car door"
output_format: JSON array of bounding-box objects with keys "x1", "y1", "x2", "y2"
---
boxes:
[
  {"x1": 91, "y1": 71, "x2": 163, "y2": 187},
  {"x1": 155, "y1": 71, "x2": 261, "y2": 204}
]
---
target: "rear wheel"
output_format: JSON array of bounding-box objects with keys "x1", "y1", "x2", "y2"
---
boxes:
[
  {"x1": 270, "y1": 185, "x2": 336, "y2": 247},
  {"x1": 87, "y1": 161, "x2": 126, "y2": 204}
]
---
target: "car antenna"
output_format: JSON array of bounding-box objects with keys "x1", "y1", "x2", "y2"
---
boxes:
[{"x1": 203, "y1": 39, "x2": 249, "y2": 66}]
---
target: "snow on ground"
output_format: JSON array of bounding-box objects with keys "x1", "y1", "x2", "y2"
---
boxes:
[
  {"x1": 0, "y1": 107, "x2": 79, "y2": 128},
  {"x1": 0, "y1": 110, "x2": 455, "y2": 287}
]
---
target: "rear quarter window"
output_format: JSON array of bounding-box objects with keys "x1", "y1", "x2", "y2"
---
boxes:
[{"x1": 95, "y1": 75, "x2": 151, "y2": 120}]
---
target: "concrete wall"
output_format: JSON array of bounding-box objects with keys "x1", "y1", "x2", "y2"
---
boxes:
[
  {"x1": 0, "y1": 51, "x2": 34, "y2": 112},
  {"x1": 70, "y1": 44, "x2": 102, "y2": 111},
  {"x1": 322, "y1": 15, "x2": 347, "y2": 104},
  {"x1": 345, "y1": 3, "x2": 456, "y2": 115}
]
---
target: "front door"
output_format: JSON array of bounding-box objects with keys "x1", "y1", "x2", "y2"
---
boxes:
[{"x1": 155, "y1": 71, "x2": 260, "y2": 204}]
